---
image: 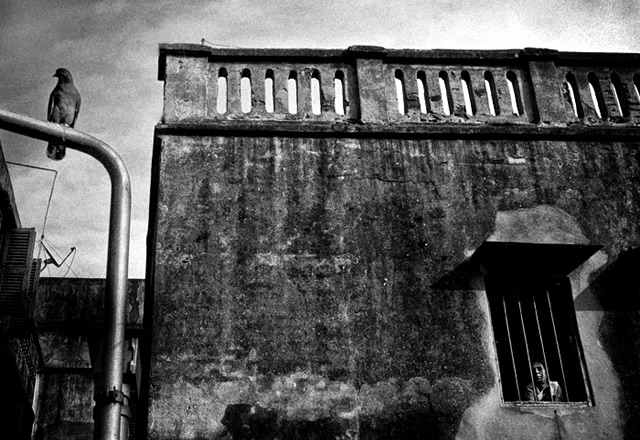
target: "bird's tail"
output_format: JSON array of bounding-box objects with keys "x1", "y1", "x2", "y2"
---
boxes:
[{"x1": 46, "y1": 143, "x2": 66, "y2": 160}]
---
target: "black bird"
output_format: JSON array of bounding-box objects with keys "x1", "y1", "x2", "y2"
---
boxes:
[{"x1": 47, "y1": 68, "x2": 81, "y2": 160}]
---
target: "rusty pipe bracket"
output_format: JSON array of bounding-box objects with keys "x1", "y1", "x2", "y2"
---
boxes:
[{"x1": 97, "y1": 389, "x2": 126, "y2": 405}]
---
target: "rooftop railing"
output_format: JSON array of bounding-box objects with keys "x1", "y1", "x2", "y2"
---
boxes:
[{"x1": 158, "y1": 45, "x2": 640, "y2": 127}]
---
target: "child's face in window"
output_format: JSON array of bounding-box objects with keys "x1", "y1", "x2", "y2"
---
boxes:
[{"x1": 532, "y1": 363, "x2": 547, "y2": 384}]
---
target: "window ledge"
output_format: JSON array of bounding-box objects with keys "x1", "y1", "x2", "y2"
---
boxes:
[{"x1": 503, "y1": 401, "x2": 592, "y2": 417}]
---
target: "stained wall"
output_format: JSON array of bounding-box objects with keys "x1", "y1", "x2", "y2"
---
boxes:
[
  {"x1": 150, "y1": 134, "x2": 640, "y2": 439},
  {"x1": 148, "y1": 45, "x2": 640, "y2": 439}
]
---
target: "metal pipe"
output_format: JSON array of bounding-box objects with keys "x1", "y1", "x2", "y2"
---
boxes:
[{"x1": 0, "y1": 108, "x2": 131, "y2": 440}]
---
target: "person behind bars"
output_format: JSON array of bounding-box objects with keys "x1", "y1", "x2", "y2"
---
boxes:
[{"x1": 525, "y1": 360, "x2": 563, "y2": 402}]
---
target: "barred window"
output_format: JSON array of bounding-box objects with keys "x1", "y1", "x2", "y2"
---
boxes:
[
  {"x1": 486, "y1": 276, "x2": 592, "y2": 404},
  {"x1": 474, "y1": 241, "x2": 598, "y2": 406}
]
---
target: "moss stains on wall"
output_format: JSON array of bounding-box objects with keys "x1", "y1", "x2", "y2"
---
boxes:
[{"x1": 149, "y1": 135, "x2": 640, "y2": 439}]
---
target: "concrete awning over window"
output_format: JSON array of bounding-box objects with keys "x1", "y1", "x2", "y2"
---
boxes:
[
  {"x1": 473, "y1": 241, "x2": 602, "y2": 277},
  {"x1": 432, "y1": 241, "x2": 602, "y2": 290}
]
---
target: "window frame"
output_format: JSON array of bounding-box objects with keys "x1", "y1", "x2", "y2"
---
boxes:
[{"x1": 485, "y1": 274, "x2": 594, "y2": 407}]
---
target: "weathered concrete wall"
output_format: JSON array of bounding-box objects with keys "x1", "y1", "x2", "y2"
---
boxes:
[
  {"x1": 33, "y1": 373, "x2": 94, "y2": 440},
  {"x1": 149, "y1": 134, "x2": 640, "y2": 439},
  {"x1": 33, "y1": 278, "x2": 145, "y2": 440},
  {"x1": 157, "y1": 45, "x2": 640, "y2": 127},
  {"x1": 36, "y1": 277, "x2": 145, "y2": 329}
]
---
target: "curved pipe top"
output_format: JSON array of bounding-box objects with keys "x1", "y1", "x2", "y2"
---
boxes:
[
  {"x1": 0, "y1": 109, "x2": 130, "y2": 191},
  {"x1": 0, "y1": 108, "x2": 131, "y2": 440}
]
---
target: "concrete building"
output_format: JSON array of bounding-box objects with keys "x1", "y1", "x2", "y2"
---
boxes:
[
  {"x1": 0, "y1": 141, "x2": 145, "y2": 440},
  {"x1": 32, "y1": 277, "x2": 144, "y2": 439},
  {"x1": 15, "y1": 44, "x2": 640, "y2": 439},
  {"x1": 0, "y1": 139, "x2": 41, "y2": 439},
  {"x1": 147, "y1": 45, "x2": 640, "y2": 439}
]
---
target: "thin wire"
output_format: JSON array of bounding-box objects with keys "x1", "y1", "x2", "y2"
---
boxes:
[
  {"x1": 61, "y1": 250, "x2": 76, "y2": 277},
  {"x1": 200, "y1": 38, "x2": 241, "y2": 48},
  {"x1": 6, "y1": 161, "x2": 58, "y2": 261}
]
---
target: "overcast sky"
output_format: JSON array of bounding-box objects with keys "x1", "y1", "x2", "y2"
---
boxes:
[{"x1": 1, "y1": 0, "x2": 639, "y2": 279}]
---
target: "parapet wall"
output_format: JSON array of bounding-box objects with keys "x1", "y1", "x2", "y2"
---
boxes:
[{"x1": 159, "y1": 44, "x2": 640, "y2": 128}]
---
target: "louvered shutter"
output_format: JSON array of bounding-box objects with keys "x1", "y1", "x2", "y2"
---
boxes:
[
  {"x1": 0, "y1": 228, "x2": 36, "y2": 319},
  {"x1": 25, "y1": 259, "x2": 41, "y2": 318}
]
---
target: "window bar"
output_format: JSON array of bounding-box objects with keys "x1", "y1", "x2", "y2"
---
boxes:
[
  {"x1": 573, "y1": 322, "x2": 593, "y2": 405},
  {"x1": 517, "y1": 292, "x2": 537, "y2": 401},
  {"x1": 502, "y1": 294, "x2": 522, "y2": 400},
  {"x1": 532, "y1": 293, "x2": 552, "y2": 399},
  {"x1": 546, "y1": 289, "x2": 570, "y2": 402}
]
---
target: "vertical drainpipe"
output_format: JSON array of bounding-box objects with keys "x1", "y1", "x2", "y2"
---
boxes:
[{"x1": 0, "y1": 108, "x2": 131, "y2": 440}]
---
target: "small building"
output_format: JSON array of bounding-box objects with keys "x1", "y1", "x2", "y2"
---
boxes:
[
  {"x1": 0, "y1": 140, "x2": 145, "y2": 440},
  {"x1": 146, "y1": 45, "x2": 640, "y2": 439},
  {"x1": 0, "y1": 139, "x2": 41, "y2": 439},
  {"x1": 32, "y1": 277, "x2": 145, "y2": 440}
]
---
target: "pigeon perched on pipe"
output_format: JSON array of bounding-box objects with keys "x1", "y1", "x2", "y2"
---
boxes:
[{"x1": 47, "y1": 68, "x2": 81, "y2": 160}]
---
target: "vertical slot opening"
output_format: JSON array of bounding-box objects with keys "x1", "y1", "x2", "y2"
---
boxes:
[
  {"x1": 506, "y1": 70, "x2": 523, "y2": 116},
  {"x1": 565, "y1": 72, "x2": 583, "y2": 118},
  {"x1": 461, "y1": 70, "x2": 476, "y2": 116},
  {"x1": 311, "y1": 70, "x2": 321, "y2": 115},
  {"x1": 265, "y1": 70, "x2": 275, "y2": 113},
  {"x1": 484, "y1": 71, "x2": 499, "y2": 116},
  {"x1": 240, "y1": 69, "x2": 252, "y2": 114},
  {"x1": 438, "y1": 71, "x2": 452, "y2": 116},
  {"x1": 334, "y1": 70, "x2": 345, "y2": 115},
  {"x1": 216, "y1": 68, "x2": 228, "y2": 114},
  {"x1": 395, "y1": 69, "x2": 407, "y2": 114},
  {"x1": 288, "y1": 71, "x2": 298, "y2": 114},
  {"x1": 611, "y1": 72, "x2": 629, "y2": 117},
  {"x1": 417, "y1": 71, "x2": 429, "y2": 114},
  {"x1": 588, "y1": 72, "x2": 607, "y2": 119}
]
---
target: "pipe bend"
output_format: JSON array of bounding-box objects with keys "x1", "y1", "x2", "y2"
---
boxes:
[{"x1": 0, "y1": 108, "x2": 131, "y2": 440}]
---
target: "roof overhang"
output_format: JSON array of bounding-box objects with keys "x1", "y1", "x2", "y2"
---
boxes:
[
  {"x1": 473, "y1": 241, "x2": 603, "y2": 277},
  {"x1": 432, "y1": 241, "x2": 602, "y2": 290}
]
